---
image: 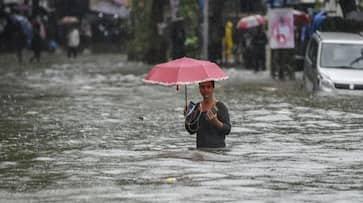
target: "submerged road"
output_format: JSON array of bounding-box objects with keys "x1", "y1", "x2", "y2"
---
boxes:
[{"x1": 0, "y1": 53, "x2": 363, "y2": 202}]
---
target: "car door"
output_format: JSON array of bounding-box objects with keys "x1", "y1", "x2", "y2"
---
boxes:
[{"x1": 303, "y1": 37, "x2": 319, "y2": 91}]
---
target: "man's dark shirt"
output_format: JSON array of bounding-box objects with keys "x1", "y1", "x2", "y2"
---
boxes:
[{"x1": 185, "y1": 101, "x2": 231, "y2": 148}]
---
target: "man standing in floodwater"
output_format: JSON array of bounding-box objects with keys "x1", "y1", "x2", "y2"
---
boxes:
[{"x1": 185, "y1": 81, "x2": 231, "y2": 148}]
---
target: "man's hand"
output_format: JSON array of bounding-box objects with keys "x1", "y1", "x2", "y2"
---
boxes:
[
  {"x1": 207, "y1": 109, "x2": 223, "y2": 128},
  {"x1": 206, "y1": 110, "x2": 217, "y2": 121}
]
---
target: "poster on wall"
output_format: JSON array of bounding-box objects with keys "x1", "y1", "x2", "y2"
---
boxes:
[
  {"x1": 90, "y1": 0, "x2": 130, "y2": 18},
  {"x1": 268, "y1": 8, "x2": 295, "y2": 49}
]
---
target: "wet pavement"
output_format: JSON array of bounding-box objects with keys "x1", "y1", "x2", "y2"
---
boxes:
[{"x1": 1, "y1": 52, "x2": 363, "y2": 202}]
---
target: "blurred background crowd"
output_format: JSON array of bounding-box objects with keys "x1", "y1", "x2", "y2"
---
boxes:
[{"x1": 0, "y1": 0, "x2": 362, "y2": 78}]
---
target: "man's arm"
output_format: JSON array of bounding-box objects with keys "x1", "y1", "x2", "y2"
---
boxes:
[{"x1": 211, "y1": 102, "x2": 231, "y2": 135}]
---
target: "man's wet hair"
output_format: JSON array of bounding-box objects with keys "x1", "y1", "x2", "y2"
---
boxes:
[{"x1": 199, "y1": 81, "x2": 215, "y2": 88}]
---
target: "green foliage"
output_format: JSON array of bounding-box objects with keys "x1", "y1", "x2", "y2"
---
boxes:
[
  {"x1": 314, "y1": 0, "x2": 324, "y2": 10},
  {"x1": 127, "y1": 0, "x2": 153, "y2": 61},
  {"x1": 178, "y1": 0, "x2": 200, "y2": 57},
  {"x1": 126, "y1": 0, "x2": 201, "y2": 61},
  {"x1": 178, "y1": 0, "x2": 199, "y2": 35}
]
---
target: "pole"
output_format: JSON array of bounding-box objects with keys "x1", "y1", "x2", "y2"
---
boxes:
[{"x1": 202, "y1": 0, "x2": 209, "y2": 59}]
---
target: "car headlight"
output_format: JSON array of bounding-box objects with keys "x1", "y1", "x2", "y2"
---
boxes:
[{"x1": 318, "y1": 72, "x2": 335, "y2": 91}]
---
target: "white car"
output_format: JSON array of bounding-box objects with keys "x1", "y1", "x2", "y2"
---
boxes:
[{"x1": 303, "y1": 31, "x2": 363, "y2": 93}]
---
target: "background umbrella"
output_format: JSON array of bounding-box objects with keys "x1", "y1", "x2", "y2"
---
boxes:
[
  {"x1": 293, "y1": 9, "x2": 310, "y2": 25},
  {"x1": 143, "y1": 57, "x2": 228, "y2": 106},
  {"x1": 14, "y1": 3, "x2": 31, "y2": 12},
  {"x1": 59, "y1": 16, "x2": 79, "y2": 25},
  {"x1": 236, "y1": 14, "x2": 265, "y2": 30},
  {"x1": 9, "y1": 14, "x2": 32, "y2": 46}
]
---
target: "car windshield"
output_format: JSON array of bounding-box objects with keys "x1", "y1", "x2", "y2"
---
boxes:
[{"x1": 321, "y1": 43, "x2": 363, "y2": 69}]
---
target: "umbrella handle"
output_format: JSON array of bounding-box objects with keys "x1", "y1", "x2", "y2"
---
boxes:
[{"x1": 185, "y1": 85, "x2": 188, "y2": 107}]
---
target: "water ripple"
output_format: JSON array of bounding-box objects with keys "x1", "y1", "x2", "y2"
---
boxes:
[{"x1": 1, "y1": 55, "x2": 363, "y2": 202}]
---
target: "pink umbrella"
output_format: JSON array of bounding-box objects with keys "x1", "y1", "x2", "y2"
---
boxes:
[
  {"x1": 236, "y1": 14, "x2": 265, "y2": 30},
  {"x1": 293, "y1": 9, "x2": 310, "y2": 25},
  {"x1": 143, "y1": 57, "x2": 228, "y2": 105},
  {"x1": 59, "y1": 16, "x2": 79, "y2": 25}
]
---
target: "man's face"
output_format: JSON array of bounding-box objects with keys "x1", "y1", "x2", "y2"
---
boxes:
[{"x1": 199, "y1": 81, "x2": 214, "y2": 99}]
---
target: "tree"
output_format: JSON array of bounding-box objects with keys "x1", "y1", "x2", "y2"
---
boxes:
[
  {"x1": 127, "y1": 0, "x2": 167, "y2": 64},
  {"x1": 127, "y1": 1, "x2": 148, "y2": 61},
  {"x1": 178, "y1": 0, "x2": 199, "y2": 57}
]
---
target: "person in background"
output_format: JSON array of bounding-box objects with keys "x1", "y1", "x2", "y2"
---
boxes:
[
  {"x1": 171, "y1": 18, "x2": 186, "y2": 59},
  {"x1": 67, "y1": 26, "x2": 80, "y2": 58},
  {"x1": 222, "y1": 21, "x2": 233, "y2": 64},
  {"x1": 251, "y1": 26, "x2": 268, "y2": 72},
  {"x1": 241, "y1": 30, "x2": 254, "y2": 69},
  {"x1": 184, "y1": 80, "x2": 231, "y2": 148},
  {"x1": 29, "y1": 23, "x2": 42, "y2": 63},
  {"x1": 80, "y1": 20, "x2": 92, "y2": 53},
  {"x1": 13, "y1": 23, "x2": 27, "y2": 64}
]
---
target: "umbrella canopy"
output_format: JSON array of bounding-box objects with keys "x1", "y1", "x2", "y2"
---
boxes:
[
  {"x1": 143, "y1": 57, "x2": 228, "y2": 85},
  {"x1": 236, "y1": 15, "x2": 265, "y2": 30},
  {"x1": 14, "y1": 3, "x2": 31, "y2": 12},
  {"x1": 143, "y1": 57, "x2": 228, "y2": 106},
  {"x1": 59, "y1": 16, "x2": 79, "y2": 24},
  {"x1": 9, "y1": 14, "x2": 32, "y2": 46}
]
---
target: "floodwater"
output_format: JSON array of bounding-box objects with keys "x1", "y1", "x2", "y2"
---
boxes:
[{"x1": 1, "y1": 53, "x2": 363, "y2": 202}]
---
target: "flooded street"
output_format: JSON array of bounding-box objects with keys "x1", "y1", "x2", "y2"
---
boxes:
[{"x1": 1, "y1": 53, "x2": 363, "y2": 202}]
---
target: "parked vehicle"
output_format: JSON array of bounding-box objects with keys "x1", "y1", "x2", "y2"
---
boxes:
[{"x1": 303, "y1": 31, "x2": 363, "y2": 93}]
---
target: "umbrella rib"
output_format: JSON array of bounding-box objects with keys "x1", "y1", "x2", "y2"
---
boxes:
[{"x1": 176, "y1": 63, "x2": 183, "y2": 85}]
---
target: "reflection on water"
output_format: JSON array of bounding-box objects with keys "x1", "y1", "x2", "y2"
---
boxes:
[{"x1": 1, "y1": 54, "x2": 363, "y2": 202}]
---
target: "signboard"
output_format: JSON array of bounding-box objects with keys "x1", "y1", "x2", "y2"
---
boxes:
[
  {"x1": 268, "y1": 8, "x2": 295, "y2": 49},
  {"x1": 90, "y1": 0, "x2": 130, "y2": 18}
]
